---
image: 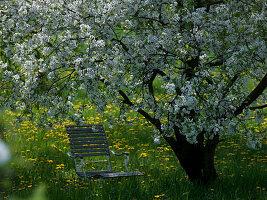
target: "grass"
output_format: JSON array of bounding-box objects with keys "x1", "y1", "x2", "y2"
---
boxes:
[{"x1": 1, "y1": 101, "x2": 266, "y2": 200}]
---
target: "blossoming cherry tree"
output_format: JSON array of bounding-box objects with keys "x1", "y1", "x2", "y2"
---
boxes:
[{"x1": 1, "y1": 0, "x2": 266, "y2": 183}]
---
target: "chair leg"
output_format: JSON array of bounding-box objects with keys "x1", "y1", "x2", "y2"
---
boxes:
[{"x1": 124, "y1": 155, "x2": 130, "y2": 172}]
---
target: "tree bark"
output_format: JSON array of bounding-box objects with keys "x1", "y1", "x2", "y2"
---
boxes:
[{"x1": 164, "y1": 134, "x2": 219, "y2": 184}]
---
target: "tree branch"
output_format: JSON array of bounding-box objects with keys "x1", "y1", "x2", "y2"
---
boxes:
[
  {"x1": 155, "y1": 69, "x2": 170, "y2": 79},
  {"x1": 98, "y1": 77, "x2": 162, "y2": 132},
  {"x1": 138, "y1": 16, "x2": 169, "y2": 26},
  {"x1": 234, "y1": 73, "x2": 267, "y2": 116},
  {"x1": 146, "y1": 69, "x2": 157, "y2": 99},
  {"x1": 163, "y1": 135, "x2": 178, "y2": 152},
  {"x1": 208, "y1": 60, "x2": 224, "y2": 67},
  {"x1": 118, "y1": 90, "x2": 133, "y2": 106},
  {"x1": 111, "y1": 38, "x2": 129, "y2": 52},
  {"x1": 249, "y1": 104, "x2": 267, "y2": 110},
  {"x1": 184, "y1": 56, "x2": 199, "y2": 80},
  {"x1": 196, "y1": 0, "x2": 226, "y2": 12},
  {"x1": 118, "y1": 90, "x2": 162, "y2": 131},
  {"x1": 221, "y1": 73, "x2": 239, "y2": 99}
]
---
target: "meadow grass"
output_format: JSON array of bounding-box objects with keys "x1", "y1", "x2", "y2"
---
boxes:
[{"x1": 1, "y1": 101, "x2": 266, "y2": 200}]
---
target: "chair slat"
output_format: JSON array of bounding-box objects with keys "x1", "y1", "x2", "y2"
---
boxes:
[
  {"x1": 74, "y1": 152, "x2": 109, "y2": 157},
  {"x1": 70, "y1": 141, "x2": 107, "y2": 145},
  {"x1": 68, "y1": 133, "x2": 105, "y2": 138},
  {"x1": 71, "y1": 149, "x2": 108, "y2": 153},
  {"x1": 70, "y1": 144, "x2": 107, "y2": 149},
  {"x1": 67, "y1": 130, "x2": 104, "y2": 134},
  {"x1": 69, "y1": 137, "x2": 107, "y2": 142},
  {"x1": 66, "y1": 128, "x2": 104, "y2": 133},
  {"x1": 65, "y1": 124, "x2": 103, "y2": 128}
]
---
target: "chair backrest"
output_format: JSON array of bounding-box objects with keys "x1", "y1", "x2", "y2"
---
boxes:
[{"x1": 65, "y1": 124, "x2": 110, "y2": 158}]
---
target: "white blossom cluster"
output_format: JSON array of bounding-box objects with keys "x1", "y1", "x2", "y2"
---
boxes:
[{"x1": 0, "y1": 0, "x2": 266, "y2": 147}]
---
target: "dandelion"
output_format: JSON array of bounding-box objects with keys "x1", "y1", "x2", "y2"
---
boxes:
[
  {"x1": 140, "y1": 153, "x2": 148, "y2": 158},
  {"x1": 55, "y1": 164, "x2": 65, "y2": 170},
  {"x1": 154, "y1": 194, "x2": 165, "y2": 198},
  {"x1": 27, "y1": 158, "x2": 37, "y2": 162}
]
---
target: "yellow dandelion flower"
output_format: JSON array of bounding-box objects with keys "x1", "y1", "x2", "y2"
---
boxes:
[
  {"x1": 154, "y1": 194, "x2": 165, "y2": 198},
  {"x1": 140, "y1": 153, "x2": 148, "y2": 158}
]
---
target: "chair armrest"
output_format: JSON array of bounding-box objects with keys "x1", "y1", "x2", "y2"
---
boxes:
[
  {"x1": 67, "y1": 152, "x2": 85, "y2": 174},
  {"x1": 109, "y1": 150, "x2": 129, "y2": 156},
  {"x1": 67, "y1": 152, "x2": 78, "y2": 159},
  {"x1": 109, "y1": 150, "x2": 130, "y2": 172}
]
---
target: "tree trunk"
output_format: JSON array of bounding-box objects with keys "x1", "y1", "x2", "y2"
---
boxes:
[{"x1": 164, "y1": 133, "x2": 219, "y2": 184}]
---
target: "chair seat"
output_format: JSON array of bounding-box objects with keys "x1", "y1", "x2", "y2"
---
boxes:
[
  {"x1": 77, "y1": 170, "x2": 144, "y2": 178},
  {"x1": 101, "y1": 171, "x2": 144, "y2": 178},
  {"x1": 76, "y1": 170, "x2": 115, "y2": 178}
]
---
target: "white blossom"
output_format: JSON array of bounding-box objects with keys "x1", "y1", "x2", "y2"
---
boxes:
[
  {"x1": 0, "y1": 0, "x2": 265, "y2": 148},
  {"x1": 152, "y1": 134, "x2": 161, "y2": 144}
]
